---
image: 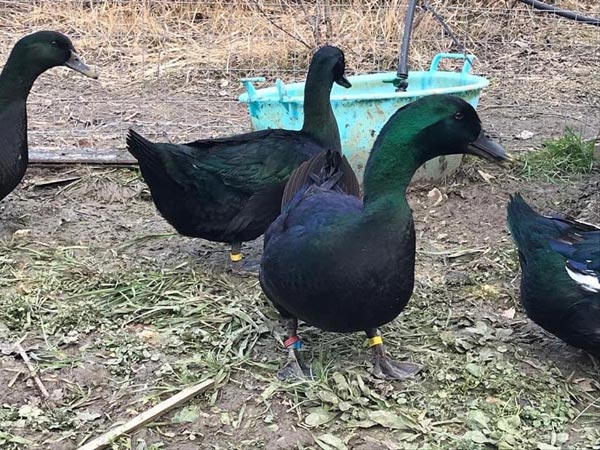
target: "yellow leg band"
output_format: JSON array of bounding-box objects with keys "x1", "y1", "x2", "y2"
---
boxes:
[
  {"x1": 368, "y1": 336, "x2": 383, "y2": 347},
  {"x1": 230, "y1": 252, "x2": 243, "y2": 262}
]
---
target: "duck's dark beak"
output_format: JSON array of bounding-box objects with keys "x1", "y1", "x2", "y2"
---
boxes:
[
  {"x1": 467, "y1": 130, "x2": 513, "y2": 165},
  {"x1": 64, "y1": 50, "x2": 98, "y2": 79},
  {"x1": 336, "y1": 75, "x2": 352, "y2": 89}
]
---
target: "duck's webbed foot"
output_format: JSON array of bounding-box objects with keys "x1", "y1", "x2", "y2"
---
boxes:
[
  {"x1": 277, "y1": 317, "x2": 313, "y2": 380},
  {"x1": 241, "y1": 259, "x2": 261, "y2": 274},
  {"x1": 366, "y1": 329, "x2": 423, "y2": 380},
  {"x1": 373, "y1": 353, "x2": 422, "y2": 380},
  {"x1": 278, "y1": 347, "x2": 313, "y2": 380}
]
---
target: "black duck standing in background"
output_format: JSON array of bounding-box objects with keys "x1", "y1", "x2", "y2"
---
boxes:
[
  {"x1": 126, "y1": 46, "x2": 351, "y2": 267},
  {"x1": 260, "y1": 94, "x2": 511, "y2": 380},
  {"x1": 0, "y1": 31, "x2": 98, "y2": 202},
  {"x1": 507, "y1": 194, "x2": 600, "y2": 358}
]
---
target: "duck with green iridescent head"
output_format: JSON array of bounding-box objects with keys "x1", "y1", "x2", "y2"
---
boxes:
[
  {"x1": 0, "y1": 31, "x2": 98, "y2": 202},
  {"x1": 259, "y1": 94, "x2": 511, "y2": 380}
]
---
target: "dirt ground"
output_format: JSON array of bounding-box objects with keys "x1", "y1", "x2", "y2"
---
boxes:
[
  {"x1": 1, "y1": 137, "x2": 599, "y2": 450},
  {"x1": 1, "y1": 2, "x2": 600, "y2": 449}
]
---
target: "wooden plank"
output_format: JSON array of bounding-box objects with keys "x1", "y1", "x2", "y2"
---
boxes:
[
  {"x1": 33, "y1": 176, "x2": 82, "y2": 188},
  {"x1": 77, "y1": 378, "x2": 215, "y2": 450},
  {"x1": 29, "y1": 147, "x2": 137, "y2": 166}
]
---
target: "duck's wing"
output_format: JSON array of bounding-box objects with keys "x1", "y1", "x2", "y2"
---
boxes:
[
  {"x1": 183, "y1": 129, "x2": 326, "y2": 193},
  {"x1": 281, "y1": 149, "x2": 360, "y2": 209},
  {"x1": 550, "y1": 218, "x2": 600, "y2": 268},
  {"x1": 128, "y1": 129, "x2": 324, "y2": 194},
  {"x1": 571, "y1": 231, "x2": 600, "y2": 271},
  {"x1": 550, "y1": 218, "x2": 600, "y2": 291}
]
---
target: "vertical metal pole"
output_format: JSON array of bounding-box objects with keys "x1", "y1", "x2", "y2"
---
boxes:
[{"x1": 396, "y1": 0, "x2": 418, "y2": 91}]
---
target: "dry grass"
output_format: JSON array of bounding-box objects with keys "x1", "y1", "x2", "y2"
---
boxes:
[
  {"x1": 0, "y1": 1, "x2": 598, "y2": 151},
  {"x1": 1, "y1": 0, "x2": 599, "y2": 80}
]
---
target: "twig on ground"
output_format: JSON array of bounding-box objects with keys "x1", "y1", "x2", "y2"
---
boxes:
[
  {"x1": 14, "y1": 342, "x2": 50, "y2": 399},
  {"x1": 76, "y1": 378, "x2": 215, "y2": 450}
]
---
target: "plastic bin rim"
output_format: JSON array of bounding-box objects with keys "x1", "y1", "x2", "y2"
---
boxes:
[{"x1": 239, "y1": 71, "x2": 489, "y2": 103}]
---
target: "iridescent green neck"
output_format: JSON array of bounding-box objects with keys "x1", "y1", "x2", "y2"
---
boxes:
[
  {"x1": 363, "y1": 121, "x2": 432, "y2": 205},
  {"x1": 0, "y1": 50, "x2": 40, "y2": 107},
  {"x1": 301, "y1": 68, "x2": 341, "y2": 152}
]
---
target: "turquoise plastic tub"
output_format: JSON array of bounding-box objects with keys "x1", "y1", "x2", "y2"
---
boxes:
[{"x1": 238, "y1": 53, "x2": 490, "y2": 182}]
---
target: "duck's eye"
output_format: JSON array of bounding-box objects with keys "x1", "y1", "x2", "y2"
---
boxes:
[
  {"x1": 50, "y1": 41, "x2": 58, "y2": 47},
  {"x1": 454, "y1": 112, "x2": 464, "y2": 120}
]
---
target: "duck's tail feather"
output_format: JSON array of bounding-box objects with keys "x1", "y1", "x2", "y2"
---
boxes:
[
  {"x1": 126, "y1": 129, "x2": 170, "y2": 176},
  {"x1": 506, "y1": 192, "x2": 563, "y2": 253},
  {"x1": 281, "y1": 150, "x2": 360, "y2": 209},
  {"x1": 506, "y1": 193, "x2": 541, "y2": 247},
  {"x1": 126, "y1": 129, "x2": 159, "y2": 161}
]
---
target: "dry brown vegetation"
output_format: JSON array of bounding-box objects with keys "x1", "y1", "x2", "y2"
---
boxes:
[
  {"x1": 2, "y1": 0, "x2": 599, "y2": 76},
  {"x1": 0, "y1": 0, "x2": 600, "y2": 148},
  {"x1": 0, "y1": 0, "x2": 598, "y2": 149}
]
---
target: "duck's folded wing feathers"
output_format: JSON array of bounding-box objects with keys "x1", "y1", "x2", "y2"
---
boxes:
[
  {"x1": 224, "y1": 183, "x2": 285, "y2": 237},
  {"x1": 551, "y1": 232, "x2": 600, "y2": 270},
  {"x1": 183, "y1": 129, "x2": 276, "y2": 151},
  {"x1": 183, "y1": 130, "x2": 325, "y2": 193},
  {"x1": 281, "y1": 149, "x2": 360, "y2": 209},
  {"x1": 550, "y1": 218, "x2": 600, "y2": 285}
]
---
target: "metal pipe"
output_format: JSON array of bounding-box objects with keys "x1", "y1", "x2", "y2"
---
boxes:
[
  {"x1": 518, "y1": 0, "x2": 600, "y2": 27},
  {"x1": 395, "y1": 0, "x2": 418, "y2": 92}
]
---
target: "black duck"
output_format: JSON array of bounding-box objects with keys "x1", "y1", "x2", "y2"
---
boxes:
[
  {"x1": 0, "y1": 31, "x2": 97, "y2": 202},
  {"x1": 126, "y1": 46, "x2": 351, "y2": 265},
  {"x1": 507, "y1": 194, "x2": 599, "y2": 358}
]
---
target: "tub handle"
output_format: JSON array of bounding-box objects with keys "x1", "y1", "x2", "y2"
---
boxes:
[
  {"x1": 276, "y1": 79, "x2": 288, "y2": 101},
  {"x1": 240, "y1": 77, "x2": 266, "y2": 101},
  {"x1": 429, "y1": 53, "x2": 475, "y2": 74}
]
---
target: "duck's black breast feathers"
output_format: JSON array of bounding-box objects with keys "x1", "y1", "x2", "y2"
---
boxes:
[
  {"x1": 260, "y1": 195, "x2": 415, "y2": 332},
  {"x1": 0, "y1": 102, "x2": 28, "y2": 201},
  {"x1": 261, "y1": 150, "x2": 415, "y2": 333}
]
